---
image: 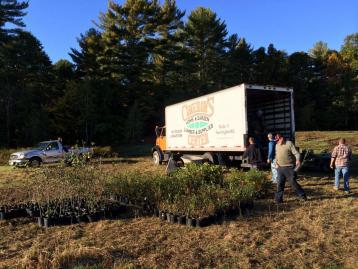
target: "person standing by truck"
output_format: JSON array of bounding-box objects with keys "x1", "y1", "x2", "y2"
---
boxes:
[
  {"x1": 267, "y1": 133, "x2": 278, "y2": 183},
  {"x1": 242, "y1": 137, "x2": 262, "y2": 168},
  {"x1": 275, "y1": 133, "x2": 307, "y2": 203},
  {"x1": 330, "y1": 138, "x2": 352, "y2": 193}
]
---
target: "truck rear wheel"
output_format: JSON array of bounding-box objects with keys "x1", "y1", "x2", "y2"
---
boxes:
[
  {"x1": 29, "y1": 157, "x2": 42, "y2": 168},
  {"x1": 202, "y1": 152, "x2": 215, "y2": 164},
  {"x1": 152, "y1": 150, "x2": 162, "y2": 165}
]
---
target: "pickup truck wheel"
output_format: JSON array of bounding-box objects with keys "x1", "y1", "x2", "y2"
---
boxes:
[
  {"x1": 153, "y1": 150, "x2": 162, "y2": 165},
  {"x1": 29, "y1": 157, "x2": 41, "y2": 168}
]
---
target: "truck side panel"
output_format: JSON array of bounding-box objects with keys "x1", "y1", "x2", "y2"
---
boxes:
[{"x1": 166, "y1": 85, "x2": 247, "y2": 152}]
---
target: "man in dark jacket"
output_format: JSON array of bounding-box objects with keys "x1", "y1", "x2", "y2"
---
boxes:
[{"x1": 242, "y1": 137, "x2": 262, "y2": 168}]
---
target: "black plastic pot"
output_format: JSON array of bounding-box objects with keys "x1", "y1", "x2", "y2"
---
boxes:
[
  {"x1": 87, "y1": 212, "x2": 101, "y2": 222},
  {"x1": 213, "y1": 211, "x2": 224, "y2": 224},
  {"x1": 152, "y1": 209, "x2": 159, "y2": 217},
  {"x1": 195, "y1": 216, "x2": 214, "y2": 228},
  {"x1": 225, "y1": 206, "x2": 240, "y2": 218},
  {"x1": 5, "y1": 208, "x2": 26, "y2": 219},
  {"x1": 169, "y1": 214, "x2": 178, "y2": 224},
  {"x1": 0, "y1": 211, "x2": 5, "y2": 220},
  {"x1": 122, "y1": 196, "x2": 129, "y2": 204},
  {"x1": 159, "y1": 211, "x2": 167, "y2": 221},
  {"x1": 240, "y1": 201, "x2": 254, "y2": 215},
  {"x1": 110, "y1": 205, "x2": 124, "y2": 219},
  {"x1": 26, "y1": 208, "x2": 40, "y2": 218},
  {"x1": 37, "y1": 217, "x2": 44, "y2": 227},
  {"x1": 186, "y1": 217, "x2": 196, "y2": 227},
  {"x1": 76, "y1": 215, "x2": 89, "y2": 224},
  {"x1": 43, "y1": 217, "x2": 53, "y2": 228},
  {"x1": 26, "y1": 208, "x2": 33, "y2": 217},
  {"x1": 57, "y1": 215, "x2": 72, "y2": 225},
  {"x1": 177, "y1": 215, "x2": 186, "y2": 225}
]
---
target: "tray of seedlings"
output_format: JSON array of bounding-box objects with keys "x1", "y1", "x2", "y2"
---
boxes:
[
  {"x1": 0, "y1": 164, "x2": 270, "y2": 229},
  {"x1": 107, "y1": 163, "x2": 270, "y2": 228}
]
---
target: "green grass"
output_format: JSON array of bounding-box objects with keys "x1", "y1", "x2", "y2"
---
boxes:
[{"x1": 296, "y1": 131, "x2": 358, "y2": 153}]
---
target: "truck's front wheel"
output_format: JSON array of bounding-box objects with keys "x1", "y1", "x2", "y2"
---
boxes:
[
  {"x1": 152, "y1": 150, "x2": 162, "y2": 165},
  {"x1": 29, "y1": 157, "x2": 42, "y2": 168}
]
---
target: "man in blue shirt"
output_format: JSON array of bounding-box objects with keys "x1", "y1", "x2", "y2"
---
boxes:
[{"x1": 267, "y1": 133, "x2": 278, "y2": 183}]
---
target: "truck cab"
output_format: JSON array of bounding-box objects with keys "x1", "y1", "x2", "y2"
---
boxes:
[{"x1": 152, "y1": 126, "x2": 168, "y2": 165}]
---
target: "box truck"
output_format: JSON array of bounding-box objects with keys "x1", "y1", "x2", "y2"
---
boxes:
[{"x1": 152, "y1": 84, "x2": 295, "y2": 166}]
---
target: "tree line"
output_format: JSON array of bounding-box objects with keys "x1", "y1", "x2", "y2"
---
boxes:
[{"x1": 0, "y1": 0, "x2": 357, "y2": 147}]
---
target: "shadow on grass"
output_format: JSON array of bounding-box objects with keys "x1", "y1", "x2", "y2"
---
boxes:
[
  {"x1": 249, "y1": 169, "x2": 357, "y2": 218},
  {"x1": 297, "y1": 170, "x2": 357, "y2": 199},
  {"x1": 116, "y1": 144, "x2": 152, "y2": 158},
  {"x1": 307, "y1": 192, "x2": 358, "y2": 201},
  {"x1": 94, "y1": 159, "x2": 139, "y2": 165}
]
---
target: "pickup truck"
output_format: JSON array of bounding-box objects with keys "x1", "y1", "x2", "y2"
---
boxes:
[{"x1": 9, "y1": 140, "x2": 92, "y2": 167}]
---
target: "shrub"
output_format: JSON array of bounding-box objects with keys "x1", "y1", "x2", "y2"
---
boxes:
[
  {"x1": 170, "y1": 163, "x2": 224, "y2": 194},
  {"x1": 243, "y1": 169, "x2": 271, "y2": 198},
  {"x1": 157, "y1": 163, "x2": 226, "y2": 216},
  {"x1": 106, "y1": 171, "x2": 158, "y2": 204},
  {"x1": 3, "y1": 160, "x2": 269, "y2": 221},
  {"x1": 31, "y1": 165, "x2": 108, "y2": 217},
  {"x1": 225, "y1": 169, "x2": 270, "y2": 207}
]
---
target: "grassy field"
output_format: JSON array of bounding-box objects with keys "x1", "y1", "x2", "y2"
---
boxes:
[
  {"x1": 296, "y1": 131, "x2": 358, "y2": 153},
  {"x1": 0, "y1": 131, "x2": 357, "y2": 268}
]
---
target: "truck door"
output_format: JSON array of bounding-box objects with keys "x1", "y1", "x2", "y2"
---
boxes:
[{"x1": 44, "y1": 142, "x2": 63, "y2": 163}]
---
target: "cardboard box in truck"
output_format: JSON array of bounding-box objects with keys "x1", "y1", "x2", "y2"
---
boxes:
[{"x1": 152, "y1": 84, "x2": 295, "y2": 166}]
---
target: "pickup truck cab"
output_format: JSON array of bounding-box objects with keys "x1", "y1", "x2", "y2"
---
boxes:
[{"x1": 9, "y1": 140, "x2": 92, "y2": 167}]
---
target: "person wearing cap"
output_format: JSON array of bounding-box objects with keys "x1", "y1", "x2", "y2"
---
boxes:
[
  {"x1": 330, "y1": 138, "x2": 352, "y2": 193},
  {"x1": 267, "y1": 133, "x2": 278, "y2": 183},
  {"x1": 275, "y1": 133, "x2": 307, "y2": 203}
]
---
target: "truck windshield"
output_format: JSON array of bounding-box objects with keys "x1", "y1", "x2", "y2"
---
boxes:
[{"x1": 35, "y1": 142, "x2": 49, "y2": 150}]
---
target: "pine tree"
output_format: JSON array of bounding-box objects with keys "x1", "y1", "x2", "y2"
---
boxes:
[
  {"x1": 286, "y1": 52, "x2": 316, "y2": 130},
  {"x1": 0, "y1": 0, "x2": 28, "y2": 39},
  {"x1": 70, "y1": 28, "x2": 103, "y2": 79},
  {"x1": 251, "y1": 47, "x2": 267, "y2": 84},
  {"x1": 264, "y1": 43, "x2": 287, "y2": 85},
  {"x1": 224, "y1": 35, "x2": 253, "y2": 86},
  {"x1": 151, "y1": 0, "x2": 184, "y2": 87},
  {"x1": 184, "y1": 7, "x2": 228, "y2": 95},
  {"x1": 0, "y1": 31, "x2": 52, "y2": 146},
  {"x1": 97, "y1": 0, "x2": 163, "y2": 141},
  {"x1": 98, "y1": 0, "x2": 160, "y2": 84}
]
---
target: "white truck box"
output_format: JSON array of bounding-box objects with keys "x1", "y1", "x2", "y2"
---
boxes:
[{"x1": 165, "y1": 84, "x2": 294, "y2": 153}]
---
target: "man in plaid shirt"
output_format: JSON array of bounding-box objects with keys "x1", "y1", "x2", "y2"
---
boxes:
[{"x1": 330, "y1": 138, "x2": 352, "y2": 193}]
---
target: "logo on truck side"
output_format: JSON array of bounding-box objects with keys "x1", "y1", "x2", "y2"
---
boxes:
[{"x1": 182, "y1": 97, "x2": 214, "y2": 146}]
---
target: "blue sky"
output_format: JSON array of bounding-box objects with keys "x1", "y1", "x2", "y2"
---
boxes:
[{"x1": 23, "y1": 0, "x2": 358, "y2": 63}]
